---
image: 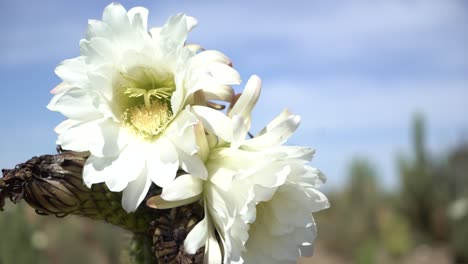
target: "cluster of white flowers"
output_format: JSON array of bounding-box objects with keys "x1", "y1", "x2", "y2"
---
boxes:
[{"x1": 48, "y1": 3, "x2": 329, "y2": 263}]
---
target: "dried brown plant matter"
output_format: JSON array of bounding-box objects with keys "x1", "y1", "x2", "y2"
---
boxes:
[{"x1": 0, "y1": 150, "x2": 204, "y2": 264}]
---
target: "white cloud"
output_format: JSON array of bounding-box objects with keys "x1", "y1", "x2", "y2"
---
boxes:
[
  {"x1": 169, "y1": 0, "x2": 468, "y2": 70},
  {"x1": 2, "y1": 0, "x2": 466, "y2": 69}
]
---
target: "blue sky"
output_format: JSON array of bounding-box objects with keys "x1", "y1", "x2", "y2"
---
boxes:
[{"x1": 1, "y1": 0, "x2": 467, "y2": 189}]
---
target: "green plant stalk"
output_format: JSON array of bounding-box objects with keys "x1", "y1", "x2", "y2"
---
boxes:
[
  {"x1": 1, "y1": 151, "x2": 159, "y2": 233},
  {"x1": 1, "y1": 151, "x2": 204, "y2": 264}
]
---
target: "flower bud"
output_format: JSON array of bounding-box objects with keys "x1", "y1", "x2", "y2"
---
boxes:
[{"x1": 1, "y1": 151, "x2": 157, "y2": 233}]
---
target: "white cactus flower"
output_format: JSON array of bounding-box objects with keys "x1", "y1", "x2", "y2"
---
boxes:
[
  {"x1": 47, "y1": 3, "x2": 240, "y2": 212},
  {"x1": 239, "y1": 152, "x2": 329, "y2": 264},
  {"x1": 148, "y1": 75, "x2": 329, "y2": 263}
]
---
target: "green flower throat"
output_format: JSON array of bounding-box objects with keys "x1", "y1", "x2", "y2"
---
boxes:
[{"x1": 115, "y1": 67, "x2": 176, "y2": 140}]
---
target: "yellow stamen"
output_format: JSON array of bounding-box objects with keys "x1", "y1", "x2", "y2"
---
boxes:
[
  {"x1": 114, "y1": 67, "x2": 176, "y2": 140},
  {"x1": 123, "y1": 101, "x2": 172, "y2": 140}
]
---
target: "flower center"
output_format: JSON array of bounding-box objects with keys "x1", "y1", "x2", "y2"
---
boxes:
[{"x1": 115, "y1": 66, "x2": 176, "y2": 140}]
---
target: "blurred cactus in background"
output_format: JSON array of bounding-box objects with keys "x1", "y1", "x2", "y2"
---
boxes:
[
  {"x1": 448, "y1": 146, "x2": 468, "y2": 263},
  {"x1": 0, "y1": 202, "x2": 127, "y2": 264},
  {"x1": 313, "y1": 113, "x2": 466, "y2": 264},
  {"x1": 398, "y1": 114, "x2": 437, "y2": 240},
  {"x1": 347, "y1": 159, "x2": 379, "y2": 264},
  {"x1": 398, "y1": 114, "x2": 468, "y2": 261},
  {"x1": 377, "y1": 206, "x2": 412, "y2": 258},
  {"x1": 315, "y1": 158, "x2": 382, "y2": 263}
]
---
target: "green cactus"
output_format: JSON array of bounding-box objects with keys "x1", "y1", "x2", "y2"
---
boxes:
[{"x1": 1, "y1": 151, "x2": 204, "y2": 264}]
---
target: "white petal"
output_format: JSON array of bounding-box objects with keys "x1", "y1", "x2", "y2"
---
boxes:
[
  {"x1": 169, "y1": 124, "x2": 198, "y2": 155},
  {"x1": 243, "y1": 114, "x2": 301, "y2": 149},
  {"x1": 55, "y1": 57, "x2": 87, "y2": 86},
  {"x1": 47, "y1": 88, "x2": 102, "y2": 121},
  {"x1": 86, "y1": 19, "x2": 112, "y2": 39},
  {"x1": 231, "y1": 115, "x2": 249, "y2": 149},
  {"x1": 161, "y1": 174, "x2": 203, "y2": 201},
  {"x1": 86, "y1": 64, "x2": 115, "y2": 100},
  {"x1": 226, "y1": 218, "x2": 250, "y2": 262},
  {"x1": 56, "y1": 119, "x2": 104, "y2": 153},
  {"x1": 166, "y1": 108, "x2": 199, "y2": 136},
  {"x1": 105, "y1": 176, "x2": 129, "y2": 192},
  {"x1": 209, "y1": 167, "x2": 234, "y2": 192},
  {"x1": 202, "y1": 84, "x2": 234, "y2": 101},
  {"x1": 104, "y1": 171, "x2": 140, "y2": 193},
  {"x1": 208, "y1": 148, "x2": 262, "y2": 173},
  {"x1": 120, "y1": 49, "x2": 154, "y2": 70},
  {"x1": 185, "y1": 217, "x2": 208, "y2": 254},
  {"x1": 187, "y1": 76, "x2": 233, "y2": 100},
  {"x1": 304, "y1": 188, "x2": 330, "y2": 212},
  {"x1": 185, "y1": 43, "x2": 202, "y2": 52},
  {"x1": 127, "y1": 7, "x2": 149, "y2": 30},
  {"x1": 197, "y1": 214, "x2": 223, "y2": 264},
  {"x1": 81, "y1": 37, "x2": 116, "y2": 64},
  {"x1": 206, "y1": 187, "x2": 236, "y2": 227},
  {"x1": 241, "y1": 191, "x2": 261, "y2": 223},
  {"x1": 147, "y1": 195, "x2": 202, "y2": 209},
  {"x1": 191, "y1": 106, "x2": 233, "y2": 142},
  {"x1": 58, "y1": 119, "x2": 127, "y2": 157},
  {"x1": 160, "y1": 14, "x2": 190, "y2": 50},
  {"x1": 252, "y1": 163, "x2": 290, "y2": 190},
  {"x1": 50, "y1": 82, "x2": 72, "y2": 95},
  {"x1": 104, "y1": 142, "x2": 146, "y2": 192},
  {"x1": 185, "y1": 16, "x2": 198, "y2": 31},
  {"x1": 194, "y1": 123, "x2": 209, "y2": 162},
  {"x1": 54, "y1": 119, "x2": 79, "y2": 134},
  {"x1": 293, "y1": 166, "x2": 325, "y2": 188},
  {"x1": 175, "y1": 146, "x2": 208, "y2": 180},
  {"x1": 122, "y1": 166, "x2": 151, "y2": 212},
  {"x1": 82, "y1": 155, "x2": 115, "y2": 187},
  {"x1": 149, "y1": 27, "x2": 162, "y2": 42},
  {"x1": 207, "y1": 63, "x2": 240, "y2": 85},
  {"x1": 102, "y1": 3, "x2": 131, "y2": 36},
  {"x1": 146, "y1": 138, "x2": 179, "y2": 188},
  {"x1": 257, "y1": 108, "x2": 291, "y2": 136},
  {"x1": 228, "y1": 75, "x2": 261, "y2": 120},
  {"x1": 204, "y1": 231, "x2": 222, "y2": 264},
  {"x1": 98, "y1": 121, "x2": 130, "y2": 156},
  {"x1": 170, "y1": 86, "x2": 184, "y2": 113},
  {"x1": 190, "y1": 50, "x2": 231, "y2": 69},
  {"x1": 266, "y1": 146, "x2": 315, "y2": 161}
]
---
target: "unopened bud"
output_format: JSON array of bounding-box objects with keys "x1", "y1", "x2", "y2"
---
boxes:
[{"x1": 1, "y1": 151, "x2": 158, "y2": 233}]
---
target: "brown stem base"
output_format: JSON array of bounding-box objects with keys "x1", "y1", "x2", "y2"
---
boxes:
[{"x1": 150, "y1": 204, "x2": 205, "y2": 264}]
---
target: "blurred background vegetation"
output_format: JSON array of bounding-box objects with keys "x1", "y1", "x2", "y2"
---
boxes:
[
  {"x1": 309, "y1": 114, "x2": 468, "y2": 264},
  {"x1": 1, "y1": 114, "x2": 467, "y2": 264},
  {"x1": 0, "y1": 202, "x2": 131, "y2": 264}
]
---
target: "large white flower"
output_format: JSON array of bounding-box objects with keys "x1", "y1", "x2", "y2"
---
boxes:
[
  {"x1": 47, "y1": 3, "x2": 240, "y2": 212},
  {"x1": 148, "y1": 75, "x2": 329, "y2": 263},
  {"x1": 239, "y1": 150, "x2": 329, "y2": 264}
]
